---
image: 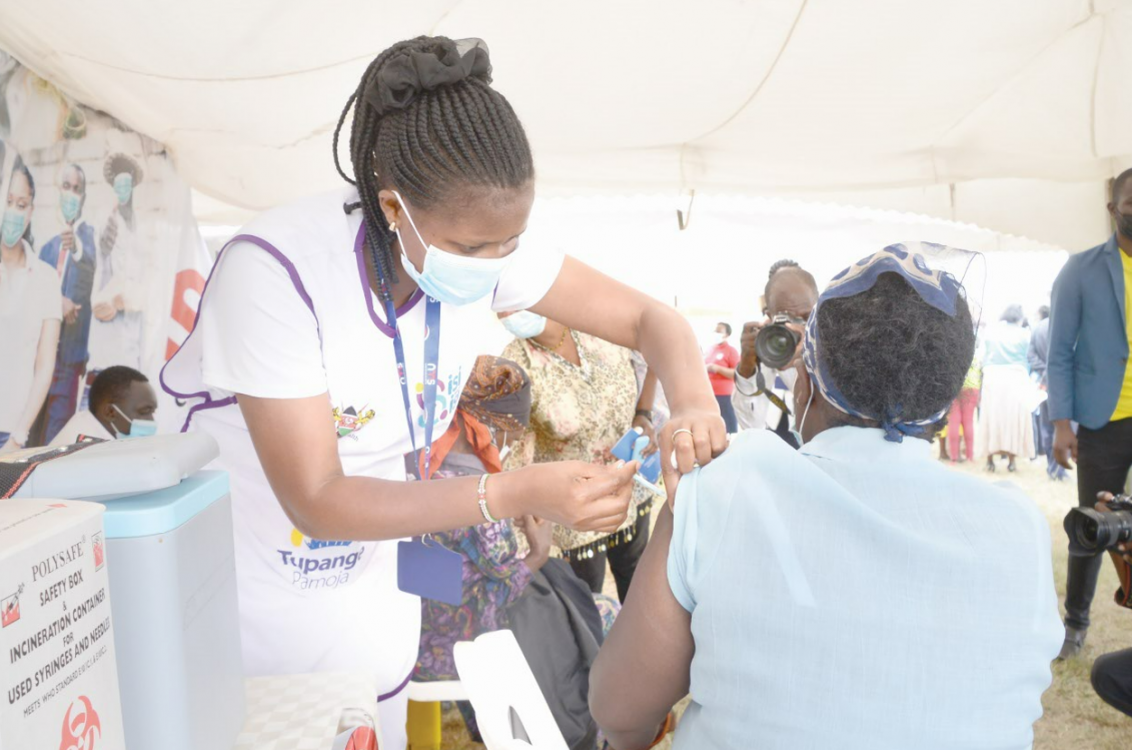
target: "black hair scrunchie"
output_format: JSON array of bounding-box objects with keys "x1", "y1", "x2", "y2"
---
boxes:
[{"x1": 363, "y1": 42, "x2": 491, "y2": 116}]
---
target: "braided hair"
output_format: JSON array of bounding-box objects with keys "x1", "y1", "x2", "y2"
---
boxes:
[{"x1": 333, "y1": 36, "x2": 534, "y2": 301}]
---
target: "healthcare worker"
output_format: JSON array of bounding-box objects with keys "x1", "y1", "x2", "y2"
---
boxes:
[{"x1": 163, "y1": 36, "x2": 724, "y2": 749}]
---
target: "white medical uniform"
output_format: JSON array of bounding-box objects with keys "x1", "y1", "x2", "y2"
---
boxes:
[
  {"x1": 0, "y1": 242, "x2": 61, "y2": 436},
  {"x1": 163, "y1": 187, "x2": 562, "y2": 749},
  {"x1": 88, "y1": 209, "x2": 144, "y2": 371}
]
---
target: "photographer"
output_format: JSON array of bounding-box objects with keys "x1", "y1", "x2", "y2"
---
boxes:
[{"x1": 732, "y1": 260, "x2": 818, "y2": 445}]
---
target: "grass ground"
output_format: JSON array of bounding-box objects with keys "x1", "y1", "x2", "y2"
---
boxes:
[{"x1": 436, "y1": 452, "x2": 1132, "y2": 749}]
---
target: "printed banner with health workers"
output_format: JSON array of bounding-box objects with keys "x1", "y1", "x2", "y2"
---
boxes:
[{"x1": 0, "y1": 50, "x2": 210, "y2": 450}]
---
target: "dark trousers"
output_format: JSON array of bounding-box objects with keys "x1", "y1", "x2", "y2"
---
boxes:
[
  {"x1": 1093, "y1": 648, "x2": 1132, "y2": 717},
  {"x1": 1038, "y1": 401, "x2": 1066, "y2": 478},
  {"x1": 1064, "y1": 418, "x2": 1132, "y2": 630},
  {"x1": 569, "y1": 511, "x2": 650, "y2": 603},
  {"x1": 715, "y1": 394, "x2": 738, "y2": 434}
]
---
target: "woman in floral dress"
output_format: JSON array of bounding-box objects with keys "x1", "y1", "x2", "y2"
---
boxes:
[{"x1": 501, "y1": 313, "x2": 660, "y2": 601}]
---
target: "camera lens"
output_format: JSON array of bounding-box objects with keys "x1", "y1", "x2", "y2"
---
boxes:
[
  {"x1": 765, "y1": 331, "x2": 791, "y2": 357},
  {"x1": 1065, "y1": 506, "x2": 1132, "y2": 556},
  {"x1": 1081, "y1": 517, "x2": 1100, "y2": 546},
  {"x1": 755, "y1": 324, "x2": 799, "y2": 370}
]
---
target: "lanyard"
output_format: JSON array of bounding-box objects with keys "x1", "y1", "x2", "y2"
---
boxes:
[
  {"x1": 383, "y1": 294, "x2": 442, "y2": 479},
  {"x1": 755, "y1": 369, "x2": 792, "y2": 417}
]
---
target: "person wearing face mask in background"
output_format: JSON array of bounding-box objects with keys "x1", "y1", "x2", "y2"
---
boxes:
[
  {"x1": 161, "y1": 37, "x2": 724, "y2": 750},
  {"x1": 1049, "y1": 167, "x2": 1132, "y2": 660},
  {"x1": 704, "y1": 322, "x2": 739, "y2": 433},
  {"x1": 0, "y1": 157, "x2": 61, "y2": 453},
  {"x1": 49, "y1": 365, "x2": 158, "y2": 446},
  {"x1": 499, "y1": 310, "x2": 661, "y2": 602},
  {"x1": 732, "y1": 260, "x2": 819, "y2": 446},
  {"x1": 32, "y1": 164, "x2": 99, "y2": 445},
  {"x1": 88, "y1": 152, "x2": 146, "y2": 375}
]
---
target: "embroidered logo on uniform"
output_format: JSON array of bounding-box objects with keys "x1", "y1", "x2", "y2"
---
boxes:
[
  {"x1": 332, "y1": 406, "x2": 375, "y2": 440},
  {"x1": 289, "y1": 528, "x2": 351, "y2": 551},
  {"x1": 413, "y1": 366, "x2": 463, "y2": 428},
  {"x1": 279, "y1": 529, "x2": 362, "y2": 590}
]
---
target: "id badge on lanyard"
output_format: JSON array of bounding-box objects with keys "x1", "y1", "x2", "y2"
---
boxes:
[{"x1": 386, "y1": 295, "x2": 463, "y2": 606}]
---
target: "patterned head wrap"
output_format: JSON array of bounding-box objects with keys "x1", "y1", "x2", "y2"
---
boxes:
[
  {"x1": 802, "y1": 241, "x2": 974, "y2": 443},
  {"x1": 416, "y1": 356, "x2": 530, "y2": 480},
  {"x1": 458, "y1": 356, "x2": 531, "y2": 434}
]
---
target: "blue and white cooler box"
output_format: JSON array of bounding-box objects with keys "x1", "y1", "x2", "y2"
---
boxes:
[{"x1": 11, "y1": 433, "x2": 244, "y2": 750}]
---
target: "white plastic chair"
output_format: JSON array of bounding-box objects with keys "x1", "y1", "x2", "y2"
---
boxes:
[
  {"x1": 453, "y1": 630, "x2": 568, "y2": 750},
  {"x1": 406, "y1": 679, "x2": 468, "y2": 702}
]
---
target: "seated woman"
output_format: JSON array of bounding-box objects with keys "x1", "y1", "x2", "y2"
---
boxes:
[
  {"x1": 590, "y1": 244, "x2": 1064, "y2": 750},
  {"x1": 410, "y1": 355, "x2": 618, "y2": 748}
]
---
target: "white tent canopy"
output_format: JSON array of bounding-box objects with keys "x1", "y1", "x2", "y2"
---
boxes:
[{"x1": 2, "y1": 0, "x2": 1129, "y2": 248}]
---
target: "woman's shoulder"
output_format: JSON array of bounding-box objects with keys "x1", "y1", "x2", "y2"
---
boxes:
[
  {"x1": 235, "y1": 187, "x2": 359, "y2": 261},
  {"x1": 940, "y1": 467, "x2": 1044, "y2": 516},
  {"x1": 725, "y1": 428, "x2": 801, "y2": 462},
  {"x1": 678, "y1": 430, "x2": 803, "y2": 503},
  {"x1": 28, "y1": 253, "x2": 62, "y2": 293}
]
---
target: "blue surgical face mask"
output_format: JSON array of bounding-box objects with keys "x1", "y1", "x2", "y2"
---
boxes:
[
  {"x1": 113, "y1": 173, "x2": 133, "y2": 206},
  {"x1": 501, "y1": 310, "x2": 546, "y2": 339},
  {"x1": 1, "y1": 209, "x2": 27, "y2": 248},
  {"x1": 112, "y1": 404, "x2": 157, "y2": 439},
  {"x1": 393, "y1": 191, "x2": 512, "y2": 306},
  {"x1": 60, "y1": 191, "x2": 82, "y2": 223}
]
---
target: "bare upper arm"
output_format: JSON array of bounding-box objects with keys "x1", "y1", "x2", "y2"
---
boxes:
[
  {"x1": 591, "y1": 506, "x2": 694, "y2": 739},
  {"x1": 237, "y1": 392, "x2": 344, "y2": 534},
  {"x1": 531, "y1": 256, "x2": 653, "y2": 349},
  {"x1": 38, "y1": 319, "x2": 61, "y2": 361}
]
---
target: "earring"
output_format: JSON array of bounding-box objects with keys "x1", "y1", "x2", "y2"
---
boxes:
[{"x1": 389, "y1": 221, "x2": 397, "y2": 232}]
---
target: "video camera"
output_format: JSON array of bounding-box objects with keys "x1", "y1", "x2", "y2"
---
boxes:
[{"x1": 1064, "y1": 495, "x2": 1132, "y2": 557}]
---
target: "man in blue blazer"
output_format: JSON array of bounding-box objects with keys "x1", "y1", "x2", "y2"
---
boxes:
[
  {"x1": 36, "y1": 164, "x2": 97, "y2": 444},
  {"x1": 1050, "y1": 168, "x2": 1132, "y2": 659}
]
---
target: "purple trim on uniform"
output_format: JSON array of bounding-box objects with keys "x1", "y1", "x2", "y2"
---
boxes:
[
  {"x1": 160, "y1": 233, "x2": 322, "y2": 431},
  {"x1": 376, "y1": 669, "x2": 414, "y2": 703},
  {"x1": 353, "y1": 223, "x2": 424, "y2": 338},
  {"x1": 237, "y1": 234, "x2": 319, "y2": 321},
  {"x1": 181, "y1": 396, "x2": 238, "y2": 433},
  {"x1": 159, "y1": 238, "x2": 231, "y2": 404}
]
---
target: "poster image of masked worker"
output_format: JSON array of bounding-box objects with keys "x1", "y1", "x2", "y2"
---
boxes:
[
  {"x1": 161, "y1": 36, "x2": 725, "y2": 750},
  {"x1": 31, "y1": 163, "x2": 98, "y2": 445},
  {"x1": 0, "y1": 157, "x2": 61, "y2": 452},
  {"x1": 88, "y1": 151, "x2": 145, "y2": 374}
]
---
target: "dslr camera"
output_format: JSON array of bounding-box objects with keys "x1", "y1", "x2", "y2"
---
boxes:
[
  {"x1": 755, "y1": 314, "x2": 803, "y2": 370},
  {"x1": 1064, "y1": 495, "x2": 1132, "y2": 557}
]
